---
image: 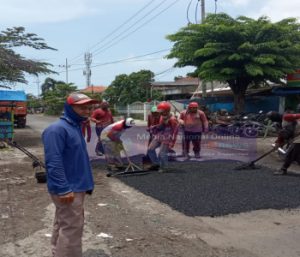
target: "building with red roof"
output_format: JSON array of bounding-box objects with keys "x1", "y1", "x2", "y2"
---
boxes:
[{"x1": 80, "y1": 85, "x2": 107, "y2": 94}]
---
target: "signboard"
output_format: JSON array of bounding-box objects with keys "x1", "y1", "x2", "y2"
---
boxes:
[{"x1": 287, "y1": 69, "x2": 300, "y2": 87}]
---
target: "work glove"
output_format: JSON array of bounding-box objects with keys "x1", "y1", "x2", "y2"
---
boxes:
[
  {"x1": 274, "y1": 136, "x2": 285, "y2": 148},
  {"x1": 58, "y1": 192, "x2": 74, "y2": 204},
  {"x1": 150, "y1": 124, "x2": 165, "y2": 134}
]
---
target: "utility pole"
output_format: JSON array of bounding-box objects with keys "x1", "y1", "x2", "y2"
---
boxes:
[
  {"x1": 214, "y1": 0, "x2": 218, "y2": 14},
  {"x1": 59, "y1": 58, "x2": 70, "y2": 84},
  {"x1": 36, "y1": 76, "x2": 40, "y2": 97},
  {"x1": 83, "y1": 52, "x2": 92, "y2": 91},
  {"x1": 201, "y1": 0, "x2": 205, "y2": 24},
  {"x1": 200, "y1": 0, "x2": 206, "y2": 97}
]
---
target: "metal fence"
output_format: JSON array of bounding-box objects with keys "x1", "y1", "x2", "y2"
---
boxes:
[{"x1": 114, "y1": 100, "x2": 185, "y2": 121}]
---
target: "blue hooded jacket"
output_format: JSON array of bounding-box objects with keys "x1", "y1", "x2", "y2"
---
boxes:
[{"x1": 42, "y1": 103, "x2": 94, "y2": 195}]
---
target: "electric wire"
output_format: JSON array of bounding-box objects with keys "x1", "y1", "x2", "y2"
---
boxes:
[
  {"x1": 68, "y1": 0, "x2": 157, "y2": 64},
  {"x1": 154, "y1": 66, "x2": 175, "y2": 77},
  {"x1": 91, "y1": 0, "x2": 166, "y2": 58},
  {"x1": 92, "y1": 0, "x2": 181, "y2": 58},
  {"x1": 57, "y1": 49, "x2": 170, "y2": 73},
  {"x1": 195, "y1": 0, "x2": 199, "y2": 24},
  {"x1": 186, "y1": 0, "x2": 193, "y2": 24}
]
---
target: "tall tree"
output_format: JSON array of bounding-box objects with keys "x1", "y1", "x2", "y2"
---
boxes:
[
  {"x1": 43, "y1": 83, "x2": 77, "y2": 115},
  {"x1": 104, "y1": 70, "x2": 160, "y2": 105},
  {"x1": 167, "y1": 13, "x2": 300, "y2": 113},
  {"x1": 0, "y1": 27, "x2": 56, "y2": 87},
  {"x1": 41, "y1": 77, "x2": 65, "y2": 96}
]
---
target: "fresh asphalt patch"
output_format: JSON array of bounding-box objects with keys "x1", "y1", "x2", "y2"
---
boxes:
[{"x1": 92, "y1": 158, "x2": 300, "y2": 217}]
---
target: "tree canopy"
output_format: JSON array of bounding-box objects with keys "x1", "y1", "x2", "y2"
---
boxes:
[
  {"x1": 42, "y1": 82, "x2": 77, "y2": 115},
  {"x1": 0, "y1": 27, "x2": 56, "y2": 87},
  {"x1": 41, "y1": 77, "x2": 65, "y2": 96},
  {"x1": 167, "y1": 13, "x2": 300, "y2": 113},
  {"x1": 103, "y1": 69, "x2": 161, "y2": 105}
]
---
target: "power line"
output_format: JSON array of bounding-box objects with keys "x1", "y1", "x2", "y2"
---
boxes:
[
  {"x1": 187, "y1": 0, "x2": 205, "y2": 25},
  {"x1": 68, "y1": 0, "x2": 157, "y2": 64},
  {"x1": 91, "y1": 0, "x2": 168, "y2": 57},
  {"x1": 92, "y1": 49, "x2": 169, "y2": 68},
  {"x1": 195, "y1": 0, "x2": 200, "y2": 24},
  {"x1": 186, "y1": 0, "x2": 193, "y2": 24},
  {"x1": 58, "y1": 58, "x2": 70, "y2": 83},
  {"x1": 92, "y1": 0, "x2": 181, "y2": 57},
  {"x1": 154, "y1": 67, "x2": 175, "y2": 77},
  {"x1": 57, "y1": 48, "x2": 170, "y2": 73}
]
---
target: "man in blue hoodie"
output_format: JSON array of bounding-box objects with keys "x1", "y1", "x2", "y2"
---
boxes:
[{"x1": 42, "y1": 93, "x2": 98, "y2": 257}]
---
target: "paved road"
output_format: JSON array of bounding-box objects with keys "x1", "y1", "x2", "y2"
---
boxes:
[
  {"x1": 26, "y1": 114, "x2": 57, "y2": 133},
  {"x1": 27, "y1": 114, "x2": 258, "y2": 162}
]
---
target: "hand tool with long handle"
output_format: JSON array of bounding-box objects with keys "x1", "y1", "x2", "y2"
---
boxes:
[
  {"x1": 235, "y1": 133, "x2": 300, "y2": 170},
  {"x1": 6, "y1": 140, "x2": 46, "y2": 183},
  {"x1": 107, "y1": 148, "x2": 148, "y2": 177}
]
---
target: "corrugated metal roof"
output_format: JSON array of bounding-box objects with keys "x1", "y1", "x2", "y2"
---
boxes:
[
  {"x1": 151, "y1": 81, "x2": 199, "y2": 86},
  {"x1": 0, "y1": 90, "x2": 26, "y2": 101},
  {"x1": 272, "y1": 87, "x2": 300, "y2": 96}
]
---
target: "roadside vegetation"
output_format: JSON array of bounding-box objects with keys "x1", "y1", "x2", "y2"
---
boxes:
[
  {"x1": 2, "y1": 13, "x2": 300, "y2": 115},
  {"x1": 167, "y1": 13, "x2": 300, "y2": 113}
]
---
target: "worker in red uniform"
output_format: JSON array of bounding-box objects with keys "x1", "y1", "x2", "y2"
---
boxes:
[
  {"x1": 274, "y1": 105, "x2": 300, "y2": 175},
  {"x1": 100, "y1": 118, "x2": 135, "y2": 171},
  {"x1": 91, "y1": 101, "x2": 114, "y2": 156},
  {"x1": 147, "y1": 102, "x2": 179, "y2": 172},
  {"x1": 147, "y1": 105, "x2": 161, "y2": 145},
  {"x1": 179, "y1": 102, "x2": 209, "y2": 159}
]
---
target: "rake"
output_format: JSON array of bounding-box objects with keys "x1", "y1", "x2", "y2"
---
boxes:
[{"x1": 106, "y1": 148, "x2": 148, "y2": 177}]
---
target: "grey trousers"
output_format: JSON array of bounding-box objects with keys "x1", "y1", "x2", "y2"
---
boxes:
[
  {"x1": 102, "y1": 141, "x2": 123, "y2": 166},
  {"x1": 50, "y1": 192, "x2": 85, "y2": 257}
]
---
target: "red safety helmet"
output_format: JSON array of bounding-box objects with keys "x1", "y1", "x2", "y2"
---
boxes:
[
  {"x1": 188, "y1": 102, "x2": 199, "y2": 108},
  {"x1": 157, "y1": 102, "x2": 171, "y2": 112}
]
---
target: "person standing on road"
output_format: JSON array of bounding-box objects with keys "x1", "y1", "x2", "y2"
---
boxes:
[
  {"x1": 42, "y1": 93, "x2": 98, "y2": 257},
  {"x1": 274, "y1": 105, "x2": 300, "y2": 175},
  {"x1": 179, "y1": 102, "x2": 209, "y2": 159},
  {"x1": 91, "y1": 101, "x2": 114, "y2": 156},
  {"x1": 147, "y1": 102, "x2": 179, "y2": 172},
  {"x1": 147, "y1": 105, "x2": 160, "y2": 145},
  {"x1": 101, "y1": 117, "x2": 135, "y2": 171}
]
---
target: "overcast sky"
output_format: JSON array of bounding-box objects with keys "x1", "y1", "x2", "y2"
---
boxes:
[{"x1": 1, "y1": 0, "x2": 299, "y2": 95}]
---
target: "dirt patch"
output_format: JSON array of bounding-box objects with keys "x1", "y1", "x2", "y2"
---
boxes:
[
  {"x1": 1, "y1": 127, "x2": 300, "y2": 257},
  {"x1": 0, "y1": 128, "x2": 257, "y2": 257},
  {"x1": 13, "y1": 127, "x2": 43, "y2": 147},
  {"x1": 0, "y1": 152, "x2": 48, "y2": 245}
]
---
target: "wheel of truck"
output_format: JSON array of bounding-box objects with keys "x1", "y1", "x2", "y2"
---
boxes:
[{"x1": 17, "y1": 120, "x2": 26, "y2": 128}]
